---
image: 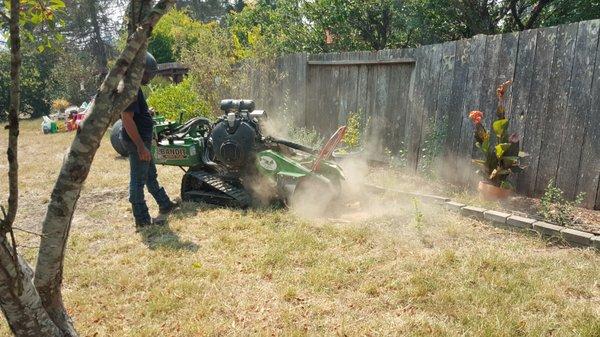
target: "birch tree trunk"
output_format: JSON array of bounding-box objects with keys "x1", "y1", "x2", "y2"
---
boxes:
[
  {"x1": 0, "y1": 1, "x2": 62, "y2": 335},
  {"x1": 0, "y1": 0, "x2": 176, "y2": 336},
  {"x1": 0, "y1": 243, "x2": 61, "y2": 336},
  {"x1": 32, "y1": 1, "x2": 175, "y2": 335}
]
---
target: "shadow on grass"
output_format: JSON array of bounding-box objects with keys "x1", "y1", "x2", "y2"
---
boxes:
[{"x1": 138, "y1": 225, "x2": 198, "y2": 252}]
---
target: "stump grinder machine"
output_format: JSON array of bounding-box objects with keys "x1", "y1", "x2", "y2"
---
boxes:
[{"x1": 111, "y1": 99, "x2": 348, "y2": 210}]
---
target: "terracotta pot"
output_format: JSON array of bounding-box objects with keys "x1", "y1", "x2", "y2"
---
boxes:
[{"x1": 478, "y1": 181, "x2": 512, "y2": 200}]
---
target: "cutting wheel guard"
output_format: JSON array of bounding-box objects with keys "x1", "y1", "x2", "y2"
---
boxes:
[{"x1": 312, "y1": 126, "x2": 347, "y2": 172}]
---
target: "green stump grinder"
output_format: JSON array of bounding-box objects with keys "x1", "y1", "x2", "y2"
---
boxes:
[{"x1": 112, "y1": 99, "x2": 348, "y2": 210}]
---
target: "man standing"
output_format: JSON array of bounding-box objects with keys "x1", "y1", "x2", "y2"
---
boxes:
[{"x1": 121, "y1": 52, "x2": 177, "y2": 228}]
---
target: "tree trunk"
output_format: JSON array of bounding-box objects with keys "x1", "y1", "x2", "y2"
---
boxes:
[
  {"x1": 32, "y1": 1, "x2": 176, "y2": 335},
  {"x1": 0, "y1": 1, "x2": 62, "y2": 335},
  {"x1": 0, "y1": 239, "x2": 61, "y2": 337},
  {"x1": 5, "y1": 0, "x2": 19, "y2": 228}
]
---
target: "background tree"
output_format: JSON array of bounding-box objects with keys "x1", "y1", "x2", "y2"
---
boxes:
[
  {"x1": 303, "y1": 0, "x2": 408, "y2": 51},
  {"x1": 524, "y1": 0, "x2": 600, "y2": 28},
  {"x1": 148, "y1": 7, "x2": 206, "y2": 62},
  {"x1": 177, "y1": 0, "x2": 245, "y2": 22},
  {"x1": 58, "y1": 0, "x2": 127, "y2": 75}
]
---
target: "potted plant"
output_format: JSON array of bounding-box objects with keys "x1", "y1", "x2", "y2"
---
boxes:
[{"x1": 469, "y1": 80, "x2": 527, "y2": 200}]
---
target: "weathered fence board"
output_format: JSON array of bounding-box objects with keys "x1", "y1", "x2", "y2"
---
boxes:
[
  {"x1": 581, "y1": 48, "x2": 600, "y2": 208},
  {"x1": 417, "y1": 43, "x2": 444, "y2": 169},
  {"x1": 434, "y1": 42, "x2": 457, "y2": 126},
  {"x1": 445, "y1": 40, "x2": 469, "y2": 160},
  {"x1": 497, "y1": 32, "x2": 520, "y2": 116},
  {"x1": 518, "y1": 27, "x2": 557, "y2": 196},
  {"x1": 574, "y1": 21, "x2": 600, "y2": 209},
  {"x1": 406, "y1": 46, "x2": 431, "y2": 168},
  {"x1": 459, "y1": 35, "x2": 487, "y2": 165},
  {"x1": 509, "y1": 29, "x2": 538, "y2": 141},
  {"x1": 535, "y1": 22, "x2": 579, "y2": 195},
  {"x1": 241, "y1": 19, "x2": 600, "y2": 209},
  {"x1": 557, "y1": 20, "x2": 600, "y2": 200},
  {"x1": 479, "y1": 34, "x2": 503, "y2": 129}
]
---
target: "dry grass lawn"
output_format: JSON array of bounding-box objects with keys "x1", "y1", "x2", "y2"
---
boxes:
[{"x1": 0, "y1": 120, "x2": 599, "y2": 336}]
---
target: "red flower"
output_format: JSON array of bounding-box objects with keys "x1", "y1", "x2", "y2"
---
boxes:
[
  {"x1": 469, "y1": 110, "x2": 484, "y2": 124},
  {"x1": 497, "y1": 80, "x2": 512, "y2": 100}
]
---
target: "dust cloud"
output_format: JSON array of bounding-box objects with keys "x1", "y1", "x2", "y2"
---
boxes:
[{"x1": 258, "y1": 115, "x2": 441, "y2": 222}]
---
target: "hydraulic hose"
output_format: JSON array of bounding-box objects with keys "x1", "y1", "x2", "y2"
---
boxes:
[{"x1": 268, "y1": 137, "x2": 318, "y2": 155}]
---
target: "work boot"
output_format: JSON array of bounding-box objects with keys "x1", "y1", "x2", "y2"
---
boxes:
[
  {"x1": 159, "y1": 198, "x2": 181, "y2": 215},
  {"x1": 135, "y1": 217, "x2": 167, "y2": 230}
]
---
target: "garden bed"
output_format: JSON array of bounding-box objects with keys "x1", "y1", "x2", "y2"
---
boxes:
[{"x1": 364, "y1": 167, "x2": 600, "y2": 236}]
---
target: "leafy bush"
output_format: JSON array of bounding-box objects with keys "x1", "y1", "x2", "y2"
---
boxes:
[
  {"x1": 342, "y1": 111, "x2": 366, "y2": 150},
  {"x1": 286, "y1": 126, "x2": 323, "y2": 149},
  {"x1": 179, "y1": 21, "x2": 237, "y2": 114},
  {"x1": 146, "y1": 77, "x2": 212, "y2": 122},
  {"x1": 1, "y1": 48, "x2": 53, "y2": 118},
  {"x1": 539, "y1": 179, "x2": 585, "y2": 226},
  {"x1": 387, "y1": 144, "x2": 408, "y2": 169},
  {"x1": 418, "y1": 115, "x2": 447, "y2": 177},
  {"x1": 148, "y1": 9, "x2": 206, "y2": 63}
]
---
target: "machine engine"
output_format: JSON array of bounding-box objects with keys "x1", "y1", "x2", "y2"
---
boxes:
[{"x1": 209, "y1": 99, "x2": 266, "y2": 169}]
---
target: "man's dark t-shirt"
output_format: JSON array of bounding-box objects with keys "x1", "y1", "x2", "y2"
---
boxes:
[{"x1": 121, "y1": 89, "x2": 153, "y2": 143}]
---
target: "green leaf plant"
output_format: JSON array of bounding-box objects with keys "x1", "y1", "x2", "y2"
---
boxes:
[{"x1": 469, "y1": 80, "x2": 527, "y2": 189}]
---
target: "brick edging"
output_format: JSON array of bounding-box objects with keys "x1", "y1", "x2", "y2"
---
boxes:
[{"x1": 405, "y1": 192, "x2": 599, "y2": 250}]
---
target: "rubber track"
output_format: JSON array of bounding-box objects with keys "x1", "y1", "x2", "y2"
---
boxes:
[{"x1": 185, "y1": 171, "x2": 252, "y2": 207}]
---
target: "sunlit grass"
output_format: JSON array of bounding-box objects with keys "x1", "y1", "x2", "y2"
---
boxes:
[{"x1": 0, "y1": 120, "x2": 598, "y2": 336}]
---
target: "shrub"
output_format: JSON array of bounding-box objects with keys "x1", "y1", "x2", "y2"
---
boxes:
[
  {"x1": 146, "y1": 77, "x2": 212, "y2": 122},
  {"x1": 342, "y1": 111, "x2": 366, "y2": 151},
  {"x1": 179, "y1": 21, "x2": 236, "y2": 114},
  {"x1": 148, "y1": 9, "x2": 205, "y2": 63},
  {"x1": 287, "y1": 126, "x2": 323, "y2": 149},
  {"x1": 418, "y1": 115, "x2": 447, "y2": 178},
  {"x1": 539, "y1": 179, "x2": 585, "y2": 226}
]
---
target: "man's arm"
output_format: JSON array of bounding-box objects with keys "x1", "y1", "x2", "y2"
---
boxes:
[{"x1": 122, "y1": 110, "x2": 151, "y2": 161}]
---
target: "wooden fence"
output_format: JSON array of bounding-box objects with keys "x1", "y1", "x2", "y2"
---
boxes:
[{"x1": 244, "y1": 19, "x2": 600, "y2": 210}]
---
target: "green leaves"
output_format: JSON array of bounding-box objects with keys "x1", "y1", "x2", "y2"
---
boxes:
[
  {"x1": 492, "y1": 118, "x2": 509, "y2": 139},
  {"x1": 146, "y1": 77, "x2": 212, "y2": 122},
  {"x1": 495, "y1": 143, "x2": 511, "y2": 159},
  {"x1": 481, "y1": 138, "x2": 490, "y2": 153},
  {"x1": 2, "y1": 0, "x2": 65, "y2": 51},
  {"x1": 501, "y1": 156, "x2": 519, "y2": 165}
]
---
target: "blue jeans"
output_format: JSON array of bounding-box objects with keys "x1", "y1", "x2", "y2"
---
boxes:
[{"x1": 123, "y1": 138, "x2": 171, "y2": 224}]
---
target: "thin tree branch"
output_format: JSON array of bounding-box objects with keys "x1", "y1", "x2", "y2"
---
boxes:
[
  {"x1": 509, "y1": 0, "x2": 525, "y2": 30},
  {"x1": 0, "y1": 10, "x2": 8, "y2": 22},
  {"x1": 4, "y1": 0, "x2": 21, "y2": 232},
  {"x1": 525, "y1": 0, "x2": 552, "y2": 29}
]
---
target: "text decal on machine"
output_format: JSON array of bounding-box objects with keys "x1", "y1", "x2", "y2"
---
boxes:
[{"x1": 157, "y1": 148, "x2": 187, "y2": 160}]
